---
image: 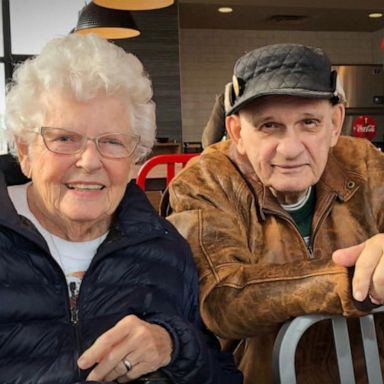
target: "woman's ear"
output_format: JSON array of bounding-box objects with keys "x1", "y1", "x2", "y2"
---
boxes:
[
  {"x1": 226, "y1": 114, "x2": 246, "y2": 155},
  {"x1": 15, "y1": 138, "x2": 32, "y2": 178}
]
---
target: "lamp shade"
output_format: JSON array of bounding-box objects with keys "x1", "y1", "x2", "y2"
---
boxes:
[
  {"x1": 74, "y1": 2, "x2": 140, "y2": 39},
  {"x1": 93, "y1": 0, "x2": 174, "y2": 11}
]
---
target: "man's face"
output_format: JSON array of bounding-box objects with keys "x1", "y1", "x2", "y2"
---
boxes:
[{"x1": 227, "y1": 96, "x2": 344, "y2": 204}]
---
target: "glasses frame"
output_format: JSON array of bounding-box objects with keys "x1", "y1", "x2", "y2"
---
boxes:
[{"x1": 38, "y1": 127, "x2": 140, "y2": 159}]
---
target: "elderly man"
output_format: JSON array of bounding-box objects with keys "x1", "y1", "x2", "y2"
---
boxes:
[{"x1": 164, "y1": 43, "x2": 384, "y2": 383}]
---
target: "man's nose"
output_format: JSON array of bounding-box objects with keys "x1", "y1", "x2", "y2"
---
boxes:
[{"x1": 276, "y1": 130, "x2": 304, "y2": 158}]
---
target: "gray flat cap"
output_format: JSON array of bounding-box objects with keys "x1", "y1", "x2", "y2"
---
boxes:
[{"x1": 227, "y1": 43, "x2": 339, "y2": 115}]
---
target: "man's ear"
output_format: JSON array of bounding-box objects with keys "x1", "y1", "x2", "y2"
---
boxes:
[
  {"x1": 15, "y1": 137, "x2": 32, "y2": 178},
  {"x1": 226, "y1": 114, "x2": 246, "y2": 155},
  {"x1": 330, "y1": 103, "x2": 345, "y2": 147}
]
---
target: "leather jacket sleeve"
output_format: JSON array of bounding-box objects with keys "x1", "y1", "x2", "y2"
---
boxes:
[{"x1": 165, "y1": 151, "x2": 371, "y2": 340}]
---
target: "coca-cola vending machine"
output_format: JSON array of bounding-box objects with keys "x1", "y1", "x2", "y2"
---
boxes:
[{"x1": 332, "y1": 64, "x2": 384, "y2": 150}]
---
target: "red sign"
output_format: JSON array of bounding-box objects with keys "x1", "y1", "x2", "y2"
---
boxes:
[{"x1": 351, "y1": 115, "x2": 377, "y2": 141}]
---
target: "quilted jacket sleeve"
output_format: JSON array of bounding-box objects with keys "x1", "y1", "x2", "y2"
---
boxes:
[
  {"x1": 165, "y1": 151, "x2": 371, "y2": 340},
  {"x1": 143, "y1": 228, "x2": 242, "y2": 384},
  {"x1": 146, "y1": 312, "x2": 242, "y2": 384}
]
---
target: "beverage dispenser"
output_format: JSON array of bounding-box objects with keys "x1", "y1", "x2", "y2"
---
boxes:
[{"x1": 333, "y1": 64, "x2": 384, "y2": 149}]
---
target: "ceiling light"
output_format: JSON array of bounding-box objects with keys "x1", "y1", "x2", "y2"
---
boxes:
[
  {"x1": 218, "y1": 7, "x2": 233, "y2": 14},
  {"x1": 368, "y1": 12, "x2": 383, "y2": 18},
  {"x1": 93, "y1": 0, "x2": 174, "y2": 11},
  {"x1": 74, "y1": 2, "x2": 140, "y2": 39}
]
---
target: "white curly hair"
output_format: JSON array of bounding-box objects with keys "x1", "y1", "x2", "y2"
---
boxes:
[{"x1": 4, "y1": 33, "x2": 156, "y2": 162}]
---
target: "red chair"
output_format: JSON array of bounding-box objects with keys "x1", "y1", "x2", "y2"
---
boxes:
[{"x1": 136, "y1": 153, "x2": 199, "y2": 191}]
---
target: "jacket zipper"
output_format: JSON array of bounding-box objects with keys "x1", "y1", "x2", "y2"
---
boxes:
[
  {"x1": 287, "y1": 215, "x2": 314, "y2": 258},
  {"x1": 265, "y1": 193, "x2": 338, "y2": 259},
  {"x1": 37, "y1": 247, "x2": 83, "y2": 379},
  {"x1": 69, "y1": 281, "x2": 82, "y2": 377},
  {"x1": 264, "y1": 209, "x2": 313, "y2": 257},
  {"x1": 45, "y1": 251, "x2": 83, "y2": 379},
  {"x1": 310, "y1": 194, "x2": 337, "y2": 254}
]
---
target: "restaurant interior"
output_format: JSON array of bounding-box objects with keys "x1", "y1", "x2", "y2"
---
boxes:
[{"x1": 0, "y1": 0, "x2": 383, "y2": 191}]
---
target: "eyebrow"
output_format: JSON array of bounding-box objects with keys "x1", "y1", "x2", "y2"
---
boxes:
[
  {"x1": 300, "y1": 112, "x2": 325, "y2": 120},
  {"x1": 243, "y1": 112, "x2": 280, "y2": 126},
  {"x1": 251, "y1": 116, "x2": 275, "y2": 125}
]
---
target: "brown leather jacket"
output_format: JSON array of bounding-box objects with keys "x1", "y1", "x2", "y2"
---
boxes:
[{"x1": 164, "y1": 136, "x2": 384, "y2": 384}]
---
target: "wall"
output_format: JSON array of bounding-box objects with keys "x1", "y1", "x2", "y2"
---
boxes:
[
  {"x1": 0, "y1": 0, "x2": 182, "y2": 146},
  {"x1": 373, "y1": 29, "x2": 384, "y2": 63},
  {"x1": 179, "y1": 28, "x2": 384, "y2": 142},
  {"x1": 115, "y1": 4, "x2": 182, "y2": 143}
]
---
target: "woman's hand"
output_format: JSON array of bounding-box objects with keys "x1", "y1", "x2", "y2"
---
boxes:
[
  {"x1": 332, "y1": 233, "x2": 384, "y2": 305},
  {"x1": 77, "y1": 315, "x2": 173, "y2": 383}
]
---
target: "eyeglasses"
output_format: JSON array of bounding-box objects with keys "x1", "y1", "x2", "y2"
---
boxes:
[{"x1": 39, "y1": 127, "x2": 140, "y2": 159}]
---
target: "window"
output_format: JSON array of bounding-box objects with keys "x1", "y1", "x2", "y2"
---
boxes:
[
  {"x1": 0, "y1": 63, "x2": 5, "y2": 154},
  {"x1": 0, "y1": 4, "x2": 3, "y2": 56},
  {"x1": 0, "y1": 0, "x2": 85, "y2": 152},
  {"x1": 10, "y1": 0, "x2": 84, "y2": 55}
]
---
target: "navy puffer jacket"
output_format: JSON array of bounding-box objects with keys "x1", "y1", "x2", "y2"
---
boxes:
[{"x1": 0, "y1": 156, "x2": 242, "y2": 384}]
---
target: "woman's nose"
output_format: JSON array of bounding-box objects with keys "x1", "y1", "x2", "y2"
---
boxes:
[{"x1": 75, "y1": 140, "x2": 103, "y2": 171}]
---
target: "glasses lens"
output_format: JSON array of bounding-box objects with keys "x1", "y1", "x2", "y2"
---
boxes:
[
  {"x1": 41, "y1": 128, "x2": 83, "y2": 154},
  {"x1": 97, "y1": 133, "x2": 139, "y2": 158}
]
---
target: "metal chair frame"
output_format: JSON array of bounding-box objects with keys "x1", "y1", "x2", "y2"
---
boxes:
[{"x1": 272, "y1": 306, "x2": 384, "y2": 384}]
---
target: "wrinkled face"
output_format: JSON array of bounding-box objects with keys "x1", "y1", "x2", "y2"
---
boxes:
[
  {"x1": 227, "y1": 96, "x2": 344, "y2": 204},
  {"x1": 17, "y1": 93, "x2": 135, "y2": 235}
]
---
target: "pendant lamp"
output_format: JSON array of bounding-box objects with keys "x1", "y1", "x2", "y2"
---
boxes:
[
  {"x1": 93, "y1": 0, "x2": 174, "y2": 11},
  {"x1": 74, "y1": 2, "x2": 140, "y2": 39}
]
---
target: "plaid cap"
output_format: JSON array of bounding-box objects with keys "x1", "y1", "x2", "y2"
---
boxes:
[{"x1": 227, "y1": 43, "x2": 339, "y2": 115}]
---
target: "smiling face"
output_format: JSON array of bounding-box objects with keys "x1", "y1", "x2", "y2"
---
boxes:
[
  {"x1": 226, "y1": 96, "x2": 344, "y2": 204},
  {"x1": 16, "y1": 93, "x2": 135, "y2": 240}
]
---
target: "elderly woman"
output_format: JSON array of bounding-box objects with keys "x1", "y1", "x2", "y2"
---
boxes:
[{"x1": 0, "y1": 34, "x2": 242, "y2": 384}]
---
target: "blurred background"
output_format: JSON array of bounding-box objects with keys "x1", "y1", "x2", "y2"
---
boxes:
[{"x1": 0, "y1": 0, "x2": 383, "y2": 154}]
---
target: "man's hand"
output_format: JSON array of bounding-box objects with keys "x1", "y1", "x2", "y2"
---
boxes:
[
  {"x1": 332, "y1": 233, "x2": 384, "y2": 305},
  {"x1": 77, "y1": 315, "x2": 172, "y2": 383}
]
